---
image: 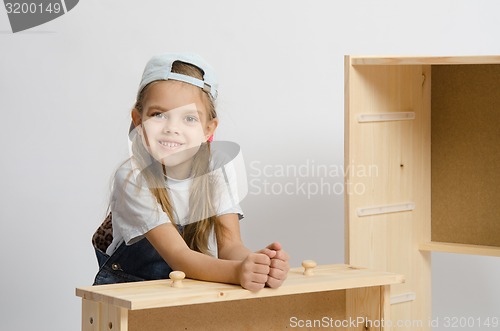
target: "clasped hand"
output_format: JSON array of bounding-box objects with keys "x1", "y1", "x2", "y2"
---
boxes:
[{"x1": 238, "y1": 242, "x2": 290, "y2": 291}]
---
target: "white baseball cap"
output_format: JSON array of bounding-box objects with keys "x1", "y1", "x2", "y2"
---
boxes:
[{"x1": 138, "y1": 53, "x2": 218, "y2": 100}]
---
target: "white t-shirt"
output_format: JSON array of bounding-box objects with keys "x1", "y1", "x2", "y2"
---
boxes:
[{"x1": 106, "y1": 143, "x2": 246, "y2": 256}]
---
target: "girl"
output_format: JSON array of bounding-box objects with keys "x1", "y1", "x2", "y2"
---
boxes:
[{"x1": 92, "y1": 53, "x2": 290, "y2": 291}]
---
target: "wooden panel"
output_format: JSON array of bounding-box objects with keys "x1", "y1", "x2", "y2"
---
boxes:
[
  {"x1": 128, "y1": 290, "x2": 346, "y2": 331},
  {"x1": 346, "y1": 286, "x2": 382, "y2": 331},
  {"x1": 104, "y1": 305, "x2": 128, "y2": 331},
  {"x1": 77, "y1": 264, "x2": 402, "y2": 330},
  {"x1": 345, "y1": 56, "x2": 432, "y2": 330},
  {"x1": 82, "y1": 299, "x2": 100, "y2": 331},
  {"x1": 76, "y1": 264, "x2": 403, "y2": 311},
  {"x1": 420, "y1": 241, "x2": 500, "y2": 257},
  {"x1": 381, "y1": 285, "x2": 391, "y2": 330},
  {"x1": 82, "y1": 299, "x2": 128, "y2": 331},
  {"x1": 431, "y1": 64, "x2": 500, "y2": 247},
  {"x1": 350, "y1": 56, "x2": 500, "y2": 66}
]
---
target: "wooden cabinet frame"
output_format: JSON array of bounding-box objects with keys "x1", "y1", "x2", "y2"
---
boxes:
[{"x1": 344, "y1": 55, "x2": 500, "y2": 331}]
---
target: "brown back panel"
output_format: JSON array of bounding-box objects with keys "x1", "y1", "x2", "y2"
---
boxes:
[{"x1": 431, "y1": 64, "x2": 500, "y2": 246}]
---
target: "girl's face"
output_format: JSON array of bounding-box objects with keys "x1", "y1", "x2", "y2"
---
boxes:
[{"x1": 132, "y1": 80, "x2": 217, "y2": 179}]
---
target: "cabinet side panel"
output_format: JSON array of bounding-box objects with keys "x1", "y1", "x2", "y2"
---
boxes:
[
  {"x1": 345, "y1": 55, "x2": 353, "y2": 263},
  {"x1": 345, "y1": 64, "x2": 431, "y2": 330},
  {"x1": 346, "y1": 286, "x2": 381, "y2": 331},
  {"x1": 82, "y1": 299, "x2": 100, "y2": 331}
]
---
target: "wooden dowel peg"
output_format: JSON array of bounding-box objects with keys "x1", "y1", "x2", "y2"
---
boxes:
[
  {"x1": 169, "y1": 271, "x2": 185, "y2": 288},
  {"x1": 302, "y1": 260, "x2": 317, "y2": 276}
]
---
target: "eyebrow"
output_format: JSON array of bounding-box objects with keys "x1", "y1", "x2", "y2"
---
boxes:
[
  {"x1": 146, "y1": 105, "x2": 169, "y2": 113},
  {"x1": 146, "y1": 105, "x2": 202, "y2": 116}
]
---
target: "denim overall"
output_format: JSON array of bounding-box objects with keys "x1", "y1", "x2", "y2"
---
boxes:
[
  {"x1": 93, "y1": 239, "x2": 173, "y2": 285},
  {"x1": 92, "y1": 215, "x2": 179, "y2": 285}
]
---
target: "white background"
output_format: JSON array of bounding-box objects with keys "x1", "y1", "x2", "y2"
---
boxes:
[{"x1": 1, "y1": 1, "x2": 499, "y2": 330}]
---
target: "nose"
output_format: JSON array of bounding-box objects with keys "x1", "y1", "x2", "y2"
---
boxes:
[{"x1": 162, "y1": 116, "x2": 181, "y2": 135}]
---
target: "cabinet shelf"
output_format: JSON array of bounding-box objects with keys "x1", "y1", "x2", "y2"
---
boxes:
[{"x1": 419, "y1": 242, "x2": 500, "y2": 257}]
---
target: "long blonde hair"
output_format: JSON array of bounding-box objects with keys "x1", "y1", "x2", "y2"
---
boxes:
[{"x1": 131, "y1": 61, "x2": 226, "y2": 255}]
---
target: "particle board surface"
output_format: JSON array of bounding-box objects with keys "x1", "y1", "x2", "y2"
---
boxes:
[
  {"x1": 431, "y1": 64, "x2": 500, "y2": 247},
  {"x1": 127, "y1": 290, "x2": 346, "y2": 331}
]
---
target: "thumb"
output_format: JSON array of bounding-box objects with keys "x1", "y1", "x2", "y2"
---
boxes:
[{"x1": 266, "y1": 242, "x2": 282, "y2": 251}]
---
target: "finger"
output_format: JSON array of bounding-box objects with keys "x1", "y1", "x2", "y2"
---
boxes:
[
  {"x1": 265, "y1": 274, "x2": 285, "y2": 289},
  {"x1": 268, "y1": 267, "x2": 287, "y2": 280},
  {"x1": 268, "y1": 266, "x2": 288, "y2": 280},
  {"x1": 266, "y1": 242, "x2": 282, "y2": 251},
  {"x1": 270, "y1": 258, "x2": 287, "y2": 271},
  {"x1": 244, "y1": 280, "x2": 265, "y2": 292},
  {"x1": 252, "y1": 273, "x2": 269, "y2": 284},
  {"x1": 257, "y1": 248, "x2": 276, "y2": 260},
  {"x1": 240, "y1": 266, "x2": 269, "y2": 286},
  {"x1": 255, "y1": 252, "x2": 273, "y2": 265},
  {"x1": 273, "y1": 249, "x2": 290, "y2": 262},
  {"x1": 251, "y1": 263, "x2": 270, "y2": 275}
]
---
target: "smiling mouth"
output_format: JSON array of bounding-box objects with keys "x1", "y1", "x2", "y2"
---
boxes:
[{"x1": 159, "y1": 141, "x2": 183, "y2": 149}]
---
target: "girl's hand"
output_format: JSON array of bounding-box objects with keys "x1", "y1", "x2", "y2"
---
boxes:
[
  {"x1": 238, "y1": 250, "x2": 276, "y2": 291},
  {"x1": 259, "y1": 242, "x2": 290, "y2": 288}
]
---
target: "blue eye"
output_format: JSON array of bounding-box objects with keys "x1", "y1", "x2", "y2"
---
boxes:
[
  {"x1": 185, "y1": 115, "x2": 199, "y2": 123},
  {"x1": 152, "y1": 112, "x2": 167, "y2": 120}
]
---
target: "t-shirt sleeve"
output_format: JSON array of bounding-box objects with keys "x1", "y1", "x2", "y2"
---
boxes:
[{"x1": 110, "y1": 163, "x2": 171, "y2": 245}]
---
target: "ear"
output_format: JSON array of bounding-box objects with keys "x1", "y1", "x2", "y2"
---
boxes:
[
  {"x1": 131, "y1": 109, "x2": 142, "y2": 128},
  {"x1": 205, "y1": 118, "x2": 218, "y2": 141}
]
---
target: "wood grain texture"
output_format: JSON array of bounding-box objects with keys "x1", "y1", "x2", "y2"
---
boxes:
[
  {"x1": 420, "y1": 241, "x2": 500, "y2": 257},
  {"x1": 77, "y1": 265, "x2": 402, "y2": 330},
  {"x1": 346, "y1": 286, "x2": 382, "y2": 331},
  {"x1": 81, "y1": 299, "x2": 100, "y2": 331},
  {"x1": 350, "y1": 56, "x2": 500, "y2": 66},
  {"x1": 344, "y1": 56, "x2": 432, "y2": 330},
  {"x1": 76, "y1": 264, "x2": 403, "y2": 310}
]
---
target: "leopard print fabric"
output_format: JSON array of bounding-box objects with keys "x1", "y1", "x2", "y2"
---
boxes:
[{"x1": 92, "y1": 213, "x2": 113, "y2": 253}]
